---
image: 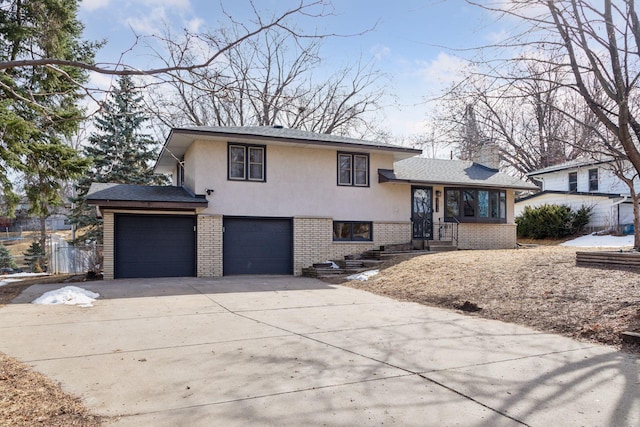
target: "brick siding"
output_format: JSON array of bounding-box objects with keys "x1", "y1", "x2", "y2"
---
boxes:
[
  {"x1": 197, "y1": 214, "x2": 223, "y2": 277},
  {"x1": 457, "y1": 223, "x2": 517, "y2": 249},
  {"x1": 102, "y1": 212, "x2": 114, "y2": 280},
  {"x1": 293, "y1": 217, "x2": 411, "y2": 275}
]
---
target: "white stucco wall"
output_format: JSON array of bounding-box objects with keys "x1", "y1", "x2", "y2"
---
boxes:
[{"x1": 185, "y1": 140, "x2": 410, "y2": 221}]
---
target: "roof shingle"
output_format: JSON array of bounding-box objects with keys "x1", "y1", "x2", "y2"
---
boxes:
[
  {"x1": 380, "y1": 158, "x2": 539, "y2": 190},
  {"x1": 86, "y1": 183, "x2": 207, "y2": 208}
]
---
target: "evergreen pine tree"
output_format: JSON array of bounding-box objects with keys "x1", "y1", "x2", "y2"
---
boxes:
[
  {"x1": 23, "y1": 241, "x2": 45, "y2": 273},
  {"x1": 0, "y1": 0, "x2": 98, "y2": 250},
  {"x1": 0, "y1": 244, "x2": 18, "y2": 270},
  {"x1": 69, "y1": 75, "x2": 168, "y2": 243}
]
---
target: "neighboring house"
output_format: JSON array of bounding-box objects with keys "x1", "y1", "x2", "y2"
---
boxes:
[
  {"x1": 0, "y1": 198, "x2": 71, "y2": 232},
  {"x1": 515, "y1": 159, "x2": 635, "y2": 231},
  {"x1": 86, "y1": 126, "x2": 537, "y2": 280}
]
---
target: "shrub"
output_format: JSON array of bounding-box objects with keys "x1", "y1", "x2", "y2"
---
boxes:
[
  {"x1": 0, "y1": 244, "x2": 18, "y2": 270},
  {"x1": 571, "y1": 205, "x2": 593, "y2": 234},
  {"x1": 516, "y1": 204, "x2": 593, "y2": 239}
]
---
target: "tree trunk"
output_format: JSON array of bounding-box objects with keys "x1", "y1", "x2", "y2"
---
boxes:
[
  {"x1": 38, "y1": 215, "x2": 47, "y2": 269},
  {"x1": 633, "y1": 193, "x2": 640, "y2": 251}
]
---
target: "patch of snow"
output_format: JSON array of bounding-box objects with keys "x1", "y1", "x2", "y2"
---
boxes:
[
  {"x1": 323, "y1": 261, "x2": 340, "y2": 269},
  {"x1": 561, "y1": 233, "x2": 634, "y2": 247},
  {"x1": 32, "y1": 286, "x2": 100, "y2": 308},
  {"x1": 346, "y1": 269, "x2": 379, "y2": 281},
  {"x1": 0, "y1": 272, "x2": 49, "y2": 288}
]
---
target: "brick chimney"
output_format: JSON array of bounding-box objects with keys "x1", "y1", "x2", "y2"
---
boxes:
[{"x1": 471, "y1": 140, "x2": 500, "y2": 170}]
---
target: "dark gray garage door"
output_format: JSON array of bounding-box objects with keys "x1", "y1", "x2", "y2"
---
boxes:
[
  {"x1": 115, "y1": 214, "x2": 196, "y2": 279},
  {"x1": 223, "y1": 217, "x2": 293, "y2": 275}
]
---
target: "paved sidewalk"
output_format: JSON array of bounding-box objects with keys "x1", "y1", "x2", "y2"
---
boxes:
[{"x1": 0, "y1": 276, "x2": 638, "y2": 426}]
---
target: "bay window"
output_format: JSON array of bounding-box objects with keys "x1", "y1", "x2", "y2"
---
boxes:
[{"x1": 445, "y1": 188, "x2": 506, "y2": 223}]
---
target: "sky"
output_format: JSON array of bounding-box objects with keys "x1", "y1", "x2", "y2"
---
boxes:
[{"x1": 76, "y1": 0, "x2": 510, "y2": 145}]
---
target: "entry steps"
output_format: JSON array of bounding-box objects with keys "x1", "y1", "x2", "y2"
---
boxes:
[{"x1": 302, "y1": 240, "x2": 457, "y2": 278}]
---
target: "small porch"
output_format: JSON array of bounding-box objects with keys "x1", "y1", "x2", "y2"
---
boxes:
[{"x1": 411, "y1": 218, "x2": 459, "y2": 252}]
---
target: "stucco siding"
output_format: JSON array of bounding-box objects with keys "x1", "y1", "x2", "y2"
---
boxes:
[{"x1": 189, "y1": 140, "x2": 410, "y2": 222}]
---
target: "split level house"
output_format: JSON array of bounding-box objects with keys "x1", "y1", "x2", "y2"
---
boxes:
[
  {"x1": 86, "y1": 126, "x2": 537, "y2": 279},
  {"x1": 515, "y1": 159, "x2": 636, "y2": 233}
]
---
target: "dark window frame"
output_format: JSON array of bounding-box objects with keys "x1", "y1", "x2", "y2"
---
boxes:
[
  {"x1": 337, "y1": 152, "x2": 370, "y2": 187},
  {"x1": 176, "y1": 157, "x2": 185, "y2": 187},
  {"x1": 227, "y1": 142, "x2": 267, "y2": 182},
  {"x1": 332, "y1": 221, "x2": 373, "y2": 241},
  {"x1": 588, "y1": 168, "x2": 598, "y2": 192},
  {"x1": 568, "y1": 171, "x2": 577, "y2": 192},
  {"x1": 444, "y1": 187, "x2": 507, "y2": 223}
]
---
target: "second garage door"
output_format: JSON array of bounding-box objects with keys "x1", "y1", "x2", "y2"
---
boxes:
[{"x1": 223, "y1": 217, "x2": 293, "y2": 275}]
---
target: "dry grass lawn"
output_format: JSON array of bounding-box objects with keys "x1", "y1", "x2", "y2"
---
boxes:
[{"x1": 340, "y1": 246, "x2": 640, "y2": 354}]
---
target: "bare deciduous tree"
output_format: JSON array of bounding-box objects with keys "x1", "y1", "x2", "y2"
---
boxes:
[
  {"x1": 437, "y1": 59, "x2": 595, "y2": 177},
  {"x1": 145, "y1": 25, "x2": 385, "y2": 138},
  {"x1": 466, "y1": 0, "x2": 640, "y2": 247}
]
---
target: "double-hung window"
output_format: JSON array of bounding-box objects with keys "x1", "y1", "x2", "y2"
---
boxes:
[
  {"x1": 444, "y1": 188, "x2": 506, "y2": 223},
  {"x1": 568, "y1": 172, "x2": 577, "y2": 192},
  {"x1": 338, "y1": 152, "x2": 369, "y2": 187},
  {"x1": 333, "y1": 221, "x2": 372, "y2": 241},
  {"x1": 228, "y1": 143, "x2": 266, "y2": 182},
  {"x1": 588, "y1": 168, "x2": 598, "y2": 191}
]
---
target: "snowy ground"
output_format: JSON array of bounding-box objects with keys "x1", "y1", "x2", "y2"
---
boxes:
[
  {"x1": 346, "y1": 270, "x2": 379, "y2": 281},
  {"x1": 0, "y1": 273, "x2": 48, "y2": 288},
  {"x1": 561, "y1": 233, "x2": 634, "y2": 248}
]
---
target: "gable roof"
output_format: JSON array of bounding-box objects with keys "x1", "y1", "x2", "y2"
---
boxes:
[
  {"x1": 155, "y1": 126, "x2": 422, "y2": 173},
  {"x1": 515, "y1": 189, "x2": 627, "y2": 203},
  {"x1": 380, "y1": 158, "x2": 539, "y2": 191},
  {"x1": 527, "y1": 158, "x2": 613, "y2": 176},
  {"x1": 86, "y1": 183, "x2": 208, "y2": 210}
]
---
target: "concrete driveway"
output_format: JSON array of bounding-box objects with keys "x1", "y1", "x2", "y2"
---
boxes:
[{"x1": 0, "y1": 276, "x2": 638, "y2": 426}]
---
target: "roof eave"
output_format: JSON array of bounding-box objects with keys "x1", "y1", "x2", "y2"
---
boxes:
[
  {"x1": 154, "y1": 128, "x2": 422, "y2": 173},
  {"x1": 85, "y1": 200, "x2": 208, "y2": 210},
  {"x1": 379, "y1": 173, "x2": 539, "y2": 191}
]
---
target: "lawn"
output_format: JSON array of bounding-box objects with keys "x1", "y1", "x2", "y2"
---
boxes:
[{"x1": 340, "y1": 246, "x2": 640, "y2": 353}]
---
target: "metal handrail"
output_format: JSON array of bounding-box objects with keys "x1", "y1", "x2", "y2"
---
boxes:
[{"x1": 438, "y1": 218, "x2": 459, "y2": 246}]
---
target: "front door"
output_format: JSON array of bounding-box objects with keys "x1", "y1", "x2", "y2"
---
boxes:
[{"x1": 412, "y1": 186, "x2": 433, "y2": 239}]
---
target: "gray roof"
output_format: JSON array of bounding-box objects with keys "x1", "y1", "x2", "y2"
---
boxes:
[
  {"x1": 86, "y1": 183, "x2": 208, "y2": 208},
  {"x1": 527, "y1": 158, "x2": 612, "y2": 176},
  {"x1": 381, "y1": 158, "x2": 539, "y2": 190},
  {"x1": 516, "y1": 190, "x2": 625, "y2": 203},
  {"x1": 156, "y1": 126, "x2": 421, "y2": 173}
]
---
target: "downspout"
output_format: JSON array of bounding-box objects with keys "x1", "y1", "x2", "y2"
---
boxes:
[{"x1": 610, "y1": 195, "x2": 629, "y2": 232}]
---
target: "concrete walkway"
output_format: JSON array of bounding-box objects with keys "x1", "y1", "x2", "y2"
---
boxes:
[{"x1": 0, "y1": 276, "x2": 638, "y2": 426}]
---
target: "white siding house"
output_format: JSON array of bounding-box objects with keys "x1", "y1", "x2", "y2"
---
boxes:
[{"x1": 515, "y1": 160, "x2": 636, "y2": 231}]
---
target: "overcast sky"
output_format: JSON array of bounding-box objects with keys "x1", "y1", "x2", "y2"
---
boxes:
[{"x1": 78, "y1": 0, "x2": 507, "y2": 143}]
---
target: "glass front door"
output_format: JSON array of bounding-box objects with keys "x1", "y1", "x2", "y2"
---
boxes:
[{"x1": 412, "y1": 186, "x2": 433, "y2": 239}]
